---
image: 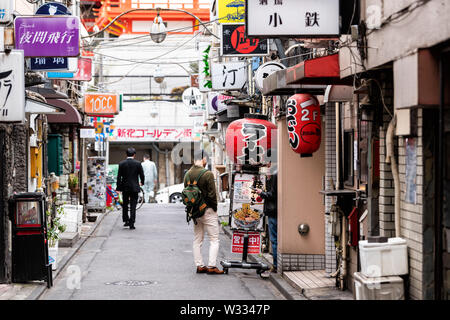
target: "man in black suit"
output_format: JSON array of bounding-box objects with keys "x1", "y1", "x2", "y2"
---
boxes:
[{"x1": 116, "y1": 147, "x2": 145, "y2": 229}]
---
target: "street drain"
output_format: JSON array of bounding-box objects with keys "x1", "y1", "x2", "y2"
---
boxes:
[{"x1": 105, "y1": 280, "x2": 157, "y2": 287}]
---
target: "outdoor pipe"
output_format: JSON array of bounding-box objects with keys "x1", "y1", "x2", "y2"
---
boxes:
[{"x1": 386, "y1": 113, "x2": 400, "y2": 237}]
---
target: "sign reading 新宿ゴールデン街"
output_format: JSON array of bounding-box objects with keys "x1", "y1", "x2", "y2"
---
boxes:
[
  {"x1": 0, "y1": 51, "x2": 25, "y2": 123},
  {"x1": 220, "y1": 24, "x2": 268, "y2": 57},
  {"x1": 110, "y1": 126, "x2": 194, "y2": 142},
  {"x1": 84, "y1": 93, "x2": 119, "y2": 115},
  {"x1": 218, "y1": 0, "x2": 245, "y2": 24},
  {"x1": 245, "y1": 0, "x2": 340, "y2": 37},
  {"x1": 14, "y1": 16, "x2": 80, "y2": 57}
]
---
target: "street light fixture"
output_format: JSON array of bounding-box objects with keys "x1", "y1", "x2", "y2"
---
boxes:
[
  {"x1": 153, "y1": 64, "x2": 165, "y2": 84},
  {"x1": 150, "y1": 8, "x2": 167, "y2": 44}
]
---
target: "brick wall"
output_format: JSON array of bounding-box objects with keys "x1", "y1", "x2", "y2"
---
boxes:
[
  {"x1": 378, "y1": 79, "x2": 396, "y2": 238},
  {"x1": 397, "y1": 108, "x2": 425, "y2": 300}
]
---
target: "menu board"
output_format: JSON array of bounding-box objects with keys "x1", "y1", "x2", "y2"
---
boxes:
[
  {"x1": 230, "y1": 173, "x2": 265, "y2": 231},
  {"x1": 16, "y1": 201, "x2": 41, "y2": 226},
  {"x1": 86, "y1": 157, "x2": 107, "y2": 210}
]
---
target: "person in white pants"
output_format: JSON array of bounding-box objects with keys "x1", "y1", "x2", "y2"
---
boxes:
[{"x1": 185, "y1": 149, "x2": 224, "y2": 275}]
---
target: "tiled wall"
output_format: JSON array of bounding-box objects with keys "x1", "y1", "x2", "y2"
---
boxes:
[
  {"x1": 325, "y1": 103, "x2": 337, "y2": 274},
  {"x1": 278, "y1": 253, "x2": 325, "y2": 272},
  {"x1": 378, "y1": 80, "x2": 396, "y2": 238},
  {"x1": 397, "y1": 108, "x2": 425, "y2": 300}
]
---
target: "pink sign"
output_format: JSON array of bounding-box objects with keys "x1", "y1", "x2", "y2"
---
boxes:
[
  {"x1": 111, "y1": 127, "x2": 193, "y2": 142},
  {"x1": 231, "y1": 231, "x2": 261, "y2": 254}
]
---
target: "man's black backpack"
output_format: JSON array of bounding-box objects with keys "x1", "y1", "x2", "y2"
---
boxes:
[{"x1": 182, "y1": 169, "x2": 208, "y2": 225}]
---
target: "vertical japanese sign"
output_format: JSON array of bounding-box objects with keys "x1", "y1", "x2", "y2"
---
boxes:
[
  {"x1": 0, "y1": 51, "x2": 25, "y2": 122},
  {"x1": 14, "y1": 16, "x2": 80, "y2": 57},
  {"x1": 211, "y1": 62, "x2": 247, "y2": 90},
  {"x1": 218, "y1": 0, "x2": 245, "y2": 24},
  {"x1": 405, "y1": 138, "x2": 417, "y2": 204},
  {"x1": 221, "y1": 24, "x2": 268, "y2": 57},
  {"x1": 0, "y1": 0, "x2": 13, "y2": 23},
  {"x1": 197, "y1": 41, "x2": 212, "y2": 92},
  {"x1": 245, "y1": 0, "x2": 340, "y2": 37}
]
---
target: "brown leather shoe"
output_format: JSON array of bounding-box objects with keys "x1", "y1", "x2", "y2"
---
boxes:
[
  {"x1": 196, "y1": 266, "x2": 208, "y2": 273},
  {"x1": 206, "y1": 267, "x2": 225, "y2": 274}
]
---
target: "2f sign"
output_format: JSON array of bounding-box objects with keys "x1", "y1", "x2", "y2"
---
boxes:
[{"x1": 85, "y1": 94, "x2": 118, "y2": 115}]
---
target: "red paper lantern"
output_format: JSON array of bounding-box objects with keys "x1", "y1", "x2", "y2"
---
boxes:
[
  {"x1": 286, "y1": 94, "x2": 321, "y2": 156},
  {"x1": 226, "y1": 114, "x2": 277, "y2": 166}
]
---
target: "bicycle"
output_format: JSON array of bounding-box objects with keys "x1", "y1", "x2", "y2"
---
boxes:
[{"x1": 106, "y1": 185, "x2": 145, "y2": 211}]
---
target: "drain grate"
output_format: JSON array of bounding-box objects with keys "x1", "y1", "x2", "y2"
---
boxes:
[{"x1": 105, "y1": 280, "x2": 157, "y2": 287}]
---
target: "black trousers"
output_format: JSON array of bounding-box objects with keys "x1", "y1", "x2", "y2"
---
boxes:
[{"x1": 122, "y1": 191, "x2": 138, "y2": 225}]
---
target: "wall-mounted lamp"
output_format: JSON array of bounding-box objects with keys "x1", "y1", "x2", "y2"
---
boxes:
[{"x1": 298, "y1": 224, "x2": 310, "y2": 236}]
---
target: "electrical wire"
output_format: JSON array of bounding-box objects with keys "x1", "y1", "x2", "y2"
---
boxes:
[
  {"x1": 96, "y1": 33, "x2": 201, "y2": 86},
  {"x1": 82, "y1": 7, "x2": 221, "y2": 40}
]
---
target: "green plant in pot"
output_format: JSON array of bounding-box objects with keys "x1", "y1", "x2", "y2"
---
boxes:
[
  {"x1": 47, "y1": 206, "x2": 66, "y2": 248},
  {"x1": 68, "y1": 175, "x2": 79, "y2": 193}
]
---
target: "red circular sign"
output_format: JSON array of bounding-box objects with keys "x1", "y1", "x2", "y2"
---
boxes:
[{"x1": 231, "y1": 26, "x2": 260, "y2": 54}]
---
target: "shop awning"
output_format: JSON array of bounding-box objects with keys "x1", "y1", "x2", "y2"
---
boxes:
[
  {"x1": 28, "y1": 87, "x2": 69, "y2": 100},
  {"x1": 323, "y1": 85, "x2": 354, "y2": 103},
  {"x1": 25, "y1": 98, "x2": 66, "y2": 115},
  {"x1": 286, "y1": 54, "x2": 353, "y2": 85},
  {"x1": 262, "y1": 68, "x2": 327, "y2": 96},
  {"x1": 46, "y1": 99, "x2": 82, "y2": 125}
]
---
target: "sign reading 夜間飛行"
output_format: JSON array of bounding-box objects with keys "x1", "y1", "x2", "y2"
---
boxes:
[
  {"x1": 221, "y1": 24, "x2": 268, "y2": 57},
  {"x1": 0, "y1": 51, "x2": 25, "y2": 123},
  {"x1": 84, "y1": 93, "x2": 119, "y2": 115},
  {"x1": 14, "y1": 16, "x2": 80, "y2": 57},
  {"x1": 245, "y1": 0, "x2": 340, "y2": 37}
]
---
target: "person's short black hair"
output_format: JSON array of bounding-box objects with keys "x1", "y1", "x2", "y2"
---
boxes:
[
  {"x1": 143, "y1": 153, "x2": 150, "y2": 159},
  {"x1": 126, "y1": 147, "x2": 136, "y2": 157},
  {"x1": 194, "y1": 149, "x2": 209, "y2": 163}
]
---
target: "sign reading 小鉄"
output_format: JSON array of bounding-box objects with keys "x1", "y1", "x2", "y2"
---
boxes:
[{"x1": 245, "y1": 0, "x2": 340, "y2": 38}]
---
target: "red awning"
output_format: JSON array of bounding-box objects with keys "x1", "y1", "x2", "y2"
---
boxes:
[
  {"x1": 46, "y1": 99, "x2": 82, "y2": 125},
  {"x1": 286, "y1": 54, "x2": 352, "y2": 85}
]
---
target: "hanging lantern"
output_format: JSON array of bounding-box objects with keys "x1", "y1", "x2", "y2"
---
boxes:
[
  {"x1": 225, "y1": 114, "x2": 277, "y2": 166},
  {"x1": 286, "y1": 94, "x2": 321, "y2": 157}
]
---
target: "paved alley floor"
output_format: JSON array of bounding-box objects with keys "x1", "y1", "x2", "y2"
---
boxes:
[{"x1": 39, "y1": 204, "x2": 285, "y2": 300}]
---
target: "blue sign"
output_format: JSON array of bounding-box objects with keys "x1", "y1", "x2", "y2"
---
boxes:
[
  {"x1": 35, "y1": 2, "x2": 71, "y2": 16},
  {"x1": 31, "y1": 57, "x2": 68, "y2": 71},
  {"x1": 47, "y1": 71, "x2": 74, "y2": 79}
]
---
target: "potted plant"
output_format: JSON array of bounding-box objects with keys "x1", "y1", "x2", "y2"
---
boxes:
[
  {"x1": 47, "y1": 206, "x2": 66, "y2": 270},
  {"x1": 68, "y1": 174, "x2": 80, "y2": 194}
]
